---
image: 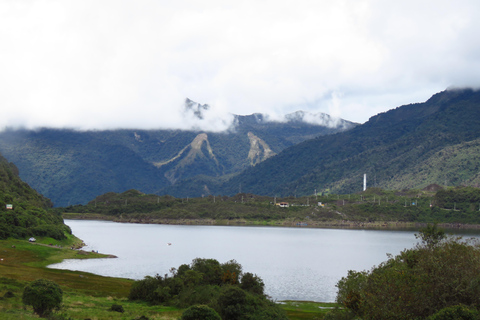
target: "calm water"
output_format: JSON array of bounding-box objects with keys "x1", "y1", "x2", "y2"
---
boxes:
[{"x1": 51, "y1": 220, "x2": 423, "y2": 302}]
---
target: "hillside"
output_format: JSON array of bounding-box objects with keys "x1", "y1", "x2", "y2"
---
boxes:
[
  {"x1": 0, "y1": 152, "x2": 69, "y2": 240},
  {"x1": 60, "y1": 186, "x2": 480, "y2": 227},
  {"x1": 0, "y1": 107, "x2": 355, "y2": 206},
  {"x1": 204, "y1": 88, "x2": 480, "y2": 197}
]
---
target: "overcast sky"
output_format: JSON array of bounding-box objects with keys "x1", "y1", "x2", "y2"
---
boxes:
[{"x1": 1, "y1": 0, "x2": 480, "y2": 131}]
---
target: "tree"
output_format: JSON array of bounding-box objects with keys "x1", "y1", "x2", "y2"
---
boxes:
[
  {"x1": 415, "y1": 223, "x2": 446, "y2": 247},
  {"x1": 217, "y1": 286, "x2": 249, "y2": 320},
  {"x1": 221, "y1": 259, "x2": 243, "y2": 284},
  {"x1": 240, "y1": 272, "x2": 265, "y2": 295},
  {"x1": 191, "y1": 258, "x2": 223, "y2": 285},
  {"x1": 180, "y1": 305, "x2": 221, "y2": 320},
  {"x1": 22, "y1": 279, "x2": 63, "y2": 317}
]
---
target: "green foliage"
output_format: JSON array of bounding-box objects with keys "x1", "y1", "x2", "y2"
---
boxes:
[
  {"x1": 180, "y1": 304, "x2": 221, "y2": 320},
  {"x1": 427, "y1": 305, "x2": 480, "y2": 320},
  {"x1": 336, "y1": 270, "x2": 368, "y2": 315},
  {"x1": 435, "y1": 186, "x2": 480, "y2": 210},
  {"x1": 217, "y1": 286, "x2": 248, "y2": 320},
  {"x1": 415, "y1": 223, "x2": 446, "y2": 247},
  {"x1": 240, "y1": 272, "x2": 264, "y2": 295},
  {"x1": 129, "y1": 258, "x2": 287, "y2": 319},
  {"x1": 22, "y1": 279, "x2": 63, "y2": 317},
  {"x1": 191, "y1": 258, "x2": 223, "y2": 286},
  {"x1": 221, "y1": 259, "x2": 242, "y2": 285},
  {"x1": 336, "y1": 235, "x2": 480, "y2": 320},
  {"x1": 0, "y1": 152, "x2": 69, "y2": 241}
]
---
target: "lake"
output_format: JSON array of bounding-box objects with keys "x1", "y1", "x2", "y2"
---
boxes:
[{"x1": 51, "y1": 220, "x2": 433, "y2": 302}]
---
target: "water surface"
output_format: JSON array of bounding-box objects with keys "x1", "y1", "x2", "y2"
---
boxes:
[{"x1": 51, "y1": 220, "x2": 423, "y2": 301}]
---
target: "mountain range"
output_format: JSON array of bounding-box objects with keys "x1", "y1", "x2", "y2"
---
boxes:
[
  {"x1": 1, "y1": 88, "x2": 479, "y2": 206},
  {"x1": 0, "y1": 105, "x2": 355, "y2": 206},
  {"x1": 203, "y1": 88, "x2": 480, "y2": 197}
]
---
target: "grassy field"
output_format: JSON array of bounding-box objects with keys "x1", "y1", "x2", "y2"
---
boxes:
[
  {"x1": 0, "y1": 236, "x2": 182, "y2": 319},
  {"x1": 279, "y1": 300, "x2": 339, "y2": 320},
  {"x1": 0, "y1": 236, "x2": 337, "y2": 319}
]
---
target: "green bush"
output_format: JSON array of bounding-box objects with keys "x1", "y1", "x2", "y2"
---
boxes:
[
  {"x1": 22, "y1": 279, "x2": 63, "y2": 317},
  {"x1": 427, "y1": 305, "x2": 480, "y2": 320},
  {"x1": 109, "y1": 303, "x2": 124, "y2": 313},
  {"x1": 180, "y1": 305, "x2": 221, "y2": 320},
  {"x1": 217, "y1": 286, "x2": 249, "y2": 320},
  {"x1": 336, "y1": 227, "x2": 480, "y2": 320},
  {"x1": 129, "y1": 258, "x2": 286, "y2": 319}
]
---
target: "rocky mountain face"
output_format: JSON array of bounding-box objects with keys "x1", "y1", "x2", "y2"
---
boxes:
[{"x1": 0, "y1": 105, "x2": 356, "y2": 206}]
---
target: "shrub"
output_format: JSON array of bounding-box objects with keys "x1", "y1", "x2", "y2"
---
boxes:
[
  {"x1": 180, "y1": 305, "x2": 221, "y2": 320},
  {"x1": 3, "y1": 291, "x2": 15, "y2": 298},
  {"x1": 129, "y1": 275, "x2": 161, "y2": 303},
  {"x1": 427, "y1": 305, "x2": 479, "y2": 320},
  {"x1": 109, "y1": 303, "x2": 124, "y2": 313},
  {"x1": 337, "y1": 233, "x2": 480, "y2": 320},
  {"x1": 22, "y1": 279, "x2": 63, "y2": 317},
  {"x1": 217, "y1": 286, "x2": 249, "y2": 320}
]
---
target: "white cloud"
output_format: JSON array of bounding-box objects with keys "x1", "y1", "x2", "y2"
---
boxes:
[{"x1": 1, "y1": 0, "x2": 479, "y2": 131}]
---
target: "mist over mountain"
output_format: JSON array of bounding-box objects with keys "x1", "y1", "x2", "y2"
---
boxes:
[{"x1": 0, "y1": 104, "x2": 356, "y2": 206}]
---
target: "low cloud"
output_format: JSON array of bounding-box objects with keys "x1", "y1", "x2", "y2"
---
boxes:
[{"x1": 1, "y1": 1, "x2": 480, "y2": 131}]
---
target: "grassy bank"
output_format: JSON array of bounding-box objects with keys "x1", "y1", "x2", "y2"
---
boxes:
[
  {"x1": 0, "y1": 237, "x2": 335, "y2": 319},
  {"x1": 0, "y1": 236, "x2": 184, "y2": 319}
]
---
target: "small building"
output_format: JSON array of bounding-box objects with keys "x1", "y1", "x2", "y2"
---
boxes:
[
  {"x1": 5, "y1": 204, "x2": 13, "y2": 210},
  {"x1": 277, "y1": 202, "x2": 289, "y2": 208},
  {"x1": 29, "y1": 237, "x2": 36, "y2": 242}
]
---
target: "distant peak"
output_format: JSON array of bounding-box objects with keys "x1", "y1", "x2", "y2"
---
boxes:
[
  {"x1": 284, "y1": 110, "x2": 356, "y2": 129},
  {"x1": 184, "y1": 98, "x2": 210, "y2": 120}
]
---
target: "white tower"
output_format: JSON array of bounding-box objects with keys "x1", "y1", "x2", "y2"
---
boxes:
[{"x1": 363, "y1": 174, "x2": 367, "y2": 191}]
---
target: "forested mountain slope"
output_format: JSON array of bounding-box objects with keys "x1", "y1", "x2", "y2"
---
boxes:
[
  {"x1": 210, "y1": 88, "x2": 480, "y2": 197},
  {"x1": 0, "y1": 152, "x2": 68, "y2": 239},
  {"x1": 0, "y1": 108, "x2": 355, "y2": 206}
]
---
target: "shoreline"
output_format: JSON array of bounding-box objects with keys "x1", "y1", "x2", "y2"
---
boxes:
[{"x1": 62, "y1": 213, "x2": 480, "y2": 231}]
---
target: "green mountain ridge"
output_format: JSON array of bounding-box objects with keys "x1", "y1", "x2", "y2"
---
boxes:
[{"x1": 206, "y1": 88, "x2": 480, "y2": 197}]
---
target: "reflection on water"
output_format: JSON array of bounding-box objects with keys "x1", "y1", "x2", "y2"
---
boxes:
[{"x1": 51, "y1": 220, "x2": 428, "y2": 301}]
